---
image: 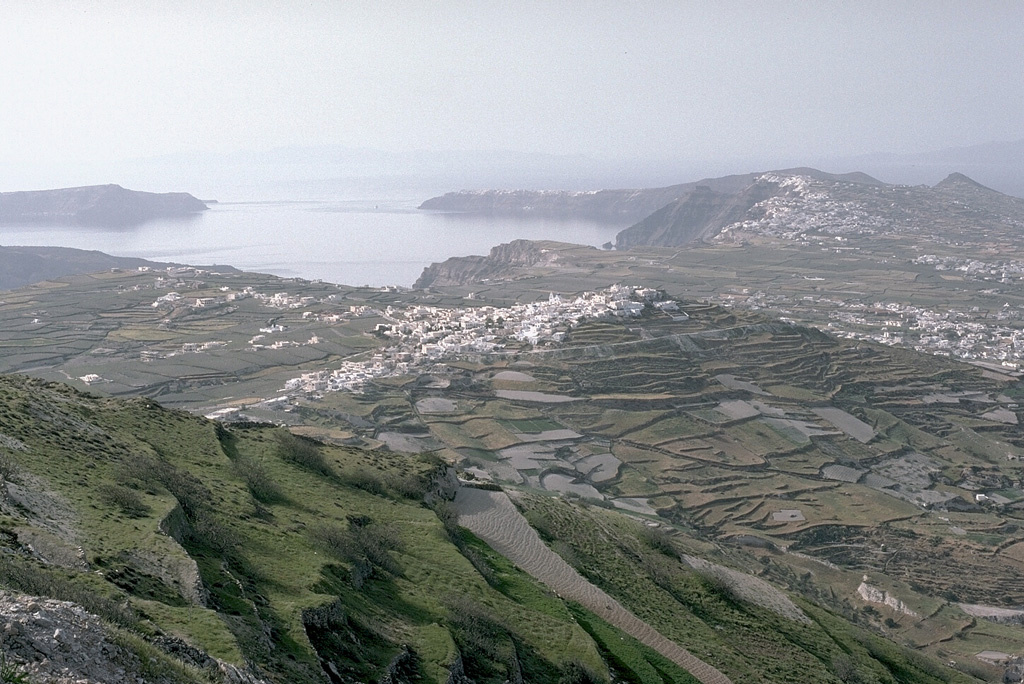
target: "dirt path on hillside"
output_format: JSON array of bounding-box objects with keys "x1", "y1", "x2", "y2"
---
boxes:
[{"x1": 454, "y1": 488, "x2": 733, "y2": 684}]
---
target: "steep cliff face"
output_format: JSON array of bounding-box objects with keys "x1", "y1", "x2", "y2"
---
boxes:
[
  {"x1": 418, "y1": 187, "x2": 685, "y2": 223},
  {"x1": 414, "y1": 239, "x2": 588, "y2": 288},
  {"x1": 614, "y1": 181, "x2": 780, "y2": 248},
  {"x1": 0, "y1": 184, "x2": 208, "y2": 226},
  {"x1": 417, "y1": 171, "x2": 779, "y2": 224}
]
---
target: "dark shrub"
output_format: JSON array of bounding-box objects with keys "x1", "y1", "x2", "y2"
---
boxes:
[
  {"x1": 275, "y1": 431, "x2": 332, "y2": 477},
  {"x1": 311, "y1": 516, "x2": 404, "y2": 586},
  {"x1": 558, "y1": 660, "x2": 603, "y2": 684},
  {"x1": 97, "y1": 484, "x2": 150, "y2": 518},
  {"x1": 341, "y1": 469, "x2": 386, "y2": 495},
  {"x1": 232, "y1": 457, "x2": 286, "y2": 504}
]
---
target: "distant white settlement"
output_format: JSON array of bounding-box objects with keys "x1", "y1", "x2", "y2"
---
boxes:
[{"x1": 284, "y1": 284, "x2": 673, "y2": 394}]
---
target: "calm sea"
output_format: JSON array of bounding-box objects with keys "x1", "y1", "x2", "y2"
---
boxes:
[{"x1": 0, "y1": 198, "x2": 621, "y2": 287}]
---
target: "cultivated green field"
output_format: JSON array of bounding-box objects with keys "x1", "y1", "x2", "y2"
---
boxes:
[{"x1": 2, "y1": 240, "x2": 1024, "y2": 679}]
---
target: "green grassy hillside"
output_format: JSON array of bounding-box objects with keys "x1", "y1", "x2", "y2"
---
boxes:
[{"x1": 0, "y1": 374, "x2": 986, "y2": 683}]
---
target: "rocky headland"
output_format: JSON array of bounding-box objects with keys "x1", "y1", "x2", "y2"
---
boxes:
[
  {"x1": 413, "y1": 239, "x2": 591, "y2": 288},
  {"x1": 417, "y1": 168, "x2": 882, "y2": 230},
  {"x1": 417, "y1": 168, "x2": 1024, "y2": 254}
]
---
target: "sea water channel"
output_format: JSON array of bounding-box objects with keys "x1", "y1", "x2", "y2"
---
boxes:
[{"x1": 0, "y1": 197, "x2": 622, "y2": 287}]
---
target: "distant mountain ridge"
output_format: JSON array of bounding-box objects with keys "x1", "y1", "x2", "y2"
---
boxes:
[
  {"x1": 832, "y1": 138, "x2": 1024, "y2": 198},
  {"x1": 418, "y1": 168, "x2": 1018, "y2": 251},
  {"x1": 415, "y1": 169, "x2": 1024, "y2": 287},
  {"x1": 418, "y1": 167, "x2": 885, "y2": 226},
  {"x1": 615, "y1": 168, "x2": 893, "y2": 248},
  {"x1": 0, "y1": 184, "x2": 207, "y2": 227},
  {"x1": 616, "y1": 170, "x2": 1013, "y2": 249}
]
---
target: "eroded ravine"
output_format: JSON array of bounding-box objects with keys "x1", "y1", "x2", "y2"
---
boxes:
[{"x1": 454, "y1": 487, "x2": 733, "y2": 684}]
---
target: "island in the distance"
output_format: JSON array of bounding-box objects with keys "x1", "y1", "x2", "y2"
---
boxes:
[{"x1": 0, "y1": 183, "x2": 208, "y2": 227}]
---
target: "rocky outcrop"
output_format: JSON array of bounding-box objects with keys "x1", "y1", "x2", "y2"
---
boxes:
[
  {"x1": 302, "y1": 598, "x2": 417, "y2": 684},
  {"x1": 376, "y1": 646, "x2": 420, "y2": 684},
  {"x1": 0, "y1": 471, "x2": 85, "y2": 570},
  {"x1": 424, "y1": 465, "x2": 460, "y2": 505},
  {"x1": 0, "y1": 184, "x2": 207, "y2": 227},
  {"x1": 444, "y1": 652, "x2": 473, "y2": 684},
  {"x1": 0, "y1": 589, "x2": 271, "y2": 684},
  {"x1": 1005, "y1": 656, "x2": 1024, "y2": 683},
  {"x1": 155, "y1": 505, "x2": 211, "y2": 606},
  {"x1": 0, "y1": 589, "x2": 147, "y2": 684},
  {"x1": 857, "y1": 579, "x2": 918, "y2": 616},
  {"x1": 414, "y1": 239, "x2": 589, "y2": 289}
]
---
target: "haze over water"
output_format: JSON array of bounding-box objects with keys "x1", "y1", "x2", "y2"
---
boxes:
[{"x1": 0, "y1": 195, "x2": 621, "y2": 288}]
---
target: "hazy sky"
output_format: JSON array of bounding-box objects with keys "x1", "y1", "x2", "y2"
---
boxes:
[{"x1": 2, "y1": 1, "x2": 1022, "y2": 169}]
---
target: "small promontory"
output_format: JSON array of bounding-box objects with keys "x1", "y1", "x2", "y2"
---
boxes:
[
  {"x1": 414, "y1": 239, "x2": 588, "y2": 289},
  {"x1": 0, "y1": 184, "x2": 208, "y2": 226}
]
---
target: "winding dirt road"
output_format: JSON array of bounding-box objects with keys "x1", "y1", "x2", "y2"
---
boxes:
[{"x1": 455, "y1": 488, "x2": 733, "y2": 684}]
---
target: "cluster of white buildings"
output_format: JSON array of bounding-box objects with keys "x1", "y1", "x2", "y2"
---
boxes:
[
  {"x1": 283, "y1": 285, "x2": 671, "y2": 394},
  {"x1": 249, "y1": 334, "x2": 321, "y2": 351},
  {"x1": 252, "y1": 291, "x2": 316, "y2": 309},
  {"x1": 151, "y1": 291, "x2": 183, "y2": 308},
  {"x1": 150, "y1": 286, "x2": 326, "y2": 312},
  {"x1": 715, "y1": 174, "x2": 892, "y2": 244},
  {"x1": 914, "y1": 254, "x2": 1024, "y2": 285},
  {"x1": 697, "y1": 175, "x2": 1024, "y2": 369},
  {"x1": 379, "y1": 284, "x2": 662, "y2": 351},
  {"x1": 178, "y1": 340, "x2": 227, "y2": 354},
  {"x1": 284, "y1": 356, "x2": 409, "y2": 393},
  {"x1": 718, "y1": 287, "x2": 1024, "y2": 369},
  {"x1": 824, "y1": 300, "x2": 1024, "y2": 369},
  {"x1": 147, "y1": 266, "x2": 217, "y2": 291},
  {"x1": 151, "y1": 286, "x2": 256, "y2": 310}
]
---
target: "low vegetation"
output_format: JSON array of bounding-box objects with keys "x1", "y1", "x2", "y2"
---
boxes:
[
  {"x1": 515, "y1": 494, "x2": 976, "y2": 684},
  {"x1": 0, "y1": 375, "x2": 611, "y2": 682}
]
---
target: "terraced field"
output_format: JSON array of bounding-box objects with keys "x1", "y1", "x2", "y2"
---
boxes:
[
  {"x1": 3, "y1": 256, "x2": 1024, "y2": 675},
  {"x1": 397, "y1": 303, "x2": 1024, "y2": 671},
  {"x1": 455, "y1": 488, "x2": 733, "y2": 684}
]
